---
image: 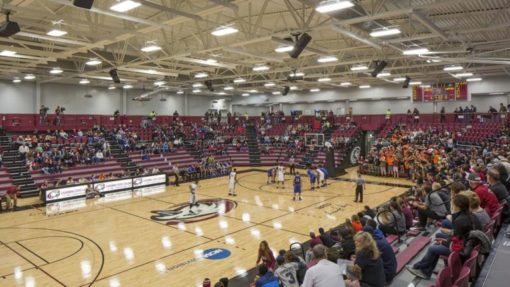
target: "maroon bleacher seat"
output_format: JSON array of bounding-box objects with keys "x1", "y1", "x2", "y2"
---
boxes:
[
  {"x1": 448, "y1": 251, "x2": 462, "y2": 279},
  {"x1": 396, "y1": 236, "x2": 431, "y2": 273},
  {"x1": 432, "y1": 267, "x2": 452, "y2": 287},
  {"x1": 452, "y1": 266, "x2": 470, "y2": 287}
]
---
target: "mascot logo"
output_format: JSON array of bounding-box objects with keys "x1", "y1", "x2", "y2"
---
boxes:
[
  {"x1": 350, "y1": 146, "x2": 361, "y2": 165},
  {"x1": 150, "y1": 198, "x2": 237, "y2": 225}
]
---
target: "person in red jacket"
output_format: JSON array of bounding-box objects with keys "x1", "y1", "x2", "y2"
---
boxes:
[
  {"x1": 468, "y1": 173, "x2": 500, "y2": 217},
  {"x1": 6, "y1": 185, "x2": 20, "y2": 210}
]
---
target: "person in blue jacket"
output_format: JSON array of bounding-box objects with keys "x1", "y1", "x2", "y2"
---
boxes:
[
  {"x1": 255, "y1": 264, "x2": 279, "y2": 287},
  {"x1": 363, "y1": 223, "x2": 397, "y2": 284}
]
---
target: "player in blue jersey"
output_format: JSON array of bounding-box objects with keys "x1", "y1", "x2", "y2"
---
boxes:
[
  {"x1": 293, "y1": 172, "x2": 302, "y2": 201},
  {"x1": 319, "y1": 166, "x2": 328, "y2": 187},
  {"x1": 306, "y1": 167, "x2": 317, "y2": 191}
]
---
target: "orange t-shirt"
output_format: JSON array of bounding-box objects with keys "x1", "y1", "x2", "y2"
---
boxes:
[{"x1": 352, "y1": 221, "x2": 363, "y2": 232}]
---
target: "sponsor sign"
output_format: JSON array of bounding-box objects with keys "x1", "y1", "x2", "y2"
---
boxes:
[
  {"x1": 150, "y1": 198, "x2": 237, "y2": 225},
  {"x1": 95, "y1": 190, "x2": 133, "y2": 204},
  {"x1": 133, "y1": 185, "x2": 166, "y2": 197},
  {"x1": 94, "y1": 179, "x2": 133, "y2": 193},
  {"x1": 45, "y1": 184, "x2": 88, "y2": 202},
  {"x1": 46, "y1": 198, "x2": 87, "y2": 215},
  {"x1": 133, "y1": 174, "x2": 166, "y2": 187}
]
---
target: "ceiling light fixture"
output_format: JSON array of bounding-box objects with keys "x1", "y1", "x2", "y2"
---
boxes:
[
  {"x1": 123, "y1": 84, "x2": 133, "y2": 89},
  {"x1": 340, "y1": 82, "x2": 351, "y2": 86},
  {"x1": 195, "y1": 72, "x2": 209, "y2": 78},
  {"x1": 24, "y1": 74, "x2": 35, "y2": 80},
  {"x1": 317, "y1": 77, "x2": 331, "y2": 82},
  {"x1": 317, "y1": 56, "x2": 338, "y2": 63},
  {"x1": 108, "y1": 86, "x2": 116, "y2": 90},
  {"x1": 141, "y1": 42, "x2": 161, "y2": 52},
  {"x1": 409, "y1": 81, "x2": 422, "y2": 85},
  {"x1": 224, "y1": 86, "x2": 234, "y2": 90},
  {"x1": 211, "y1": 26, "x2": 238, "y2": 36},
  {"x1": 393, "y1": 77, "x2": 406, "y2": 82},
  {"x1": 264, "y1": 82, "x2": 276, "y2": 87},
  {"x1": 290, "y1": 86, "x2": 299, "y2": 90},
  {"x1": 233, "y1": 78, "x2": 246, "y2": 83},
  {"x1": 402, "y1": 48, "x2": 430, "y2": 55},
  {"x1": 443, "y1": 65, "x2": 463, "y2": 71},
  {"x1": 315, "y1": 0, "x2": 354, "y2": 13},
  {"x1": 272, "y1": 91, "x2": 282, "y2": 95},
  {"x1": 192, "y1": 89, "x2": 201, "y2": 93},
  {"x1": 289, "y1": 71, "x2": 305, "y2": 77},
  {"x1": 454, "y1": 72, "x2": 473, "y2": 78},
  {"x1": 154, "y1": 80, "x2": 166, "y2": 86},
  {"x1": 351, "y1": 65, "x2": 368, "y2": 71},
  {"x1": 192, "y1": 83, "x2": 203, "y2": 88},
  {"x1": 376, "y1": 72, "x2": 391, "y2": 77},
  {"x1": 242, "y1": 93, "x2": 250, "y2": 97},
  {"x1": 85, "y1": 58, "x2": 102, "y2": 66},
  {"x1": 110, "y1": 0, "x2": 141, "y2": 12},
  {"x1": 49, "y1": 67, "x2": 63, "y2": 74},
  {"x1": 359, "y1": 85, "x2": 371, "y2": 89},
  {"x1": 0, "y1": 50, "x2": 17, "y2": 57},
  {"x1": 249, "y1": 89, "x2": 258, "y2": 93},
  {"x1": 12, "y1": 78, "x2": 21, "y2": 83},
  {"x1": 310, "y1": 88, "x2": 321, "y2": 92},
  {"x1": 79, "y1": 79, "x2": 90, "y2": 84},
  {"x1": 176, "y1": 90, "x2": 184, "y2": 94},
  {"x1": 253, "y1": 65, "x2": 270, "y2": 72},
  {"x1": 47, "y1": 29, "x2": 67, "y2": 37},
  {"x1": 369, "y1": 28, "x2": 401, "y2": 38},
  {"x1": 274, "y1": 45, "x2": 294, "y2": 53},
  {"x1": 420, "y1": 84, "x2": 431, "y2": 88},
  {"x1": 466, "y1": 77, "x2": 482, "y2": 82}
]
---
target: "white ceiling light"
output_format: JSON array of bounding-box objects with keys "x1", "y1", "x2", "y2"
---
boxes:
[
  {"x1": 110, "y1": 1, "x2": 141, "y2": 12},
  {"x1": 443, "y1": 65, "x2": 463, "y2": 71},
  {"x1": 205, "y1": 58, "x2": 218, "y2": 64},
  {"x1": 370, "y1": 28, "x2": 401, "y2": 38},
  {"x1": 290, "y1": 86, "x2": 299, "y2": 90},
  {"x1": 79, "y1": 79, "x2": 90, "y2": 84},
  {"x1": 253, "y1": 65, "x2": 270, "y2": 72},
  {"x1": 192, "y1": 89, "x2": 201, "y2": 93},
  {"x1": 177, "y1": 90, "x2": 184, "y2": 94},
  {"x1": 141, "y1": 43, "x2": 162, "y2": 53},
  {"x1": 242, "y1": 93, "x2": 250, "y2": 97},
  {"x1": 192, "y1": 83, "x2": 203, "y2": 88},
  {"x1": 393, "y1": 77, "x2": 406, "y2": 82},
  {"x1": 233, "y1": 78, "x2": 246, "y2": 83},
  {"x1": 310, "y1": 88, "x2": 321, "y2": 92},
  {"x1": 249, "y1": 89, "x2": 258, "y2": 93},
  {"x1": 12, "y1": 78, "x2": 21, "y2": 83},
  {"x1": 211, "y1": 26, "x2": 238, "y2": 36},
  {"x1": 340, "y1": 82, "x2": 351, "y2": 86},
  {"x1": 466, "y1": 77, "x2": 482, "y2": 82},
  {"x1": 264, "y1": 82, "x2": 276, "y2": 87},
  {"x1": 402, "y1": 48, "x2": 430, "y2": 55},
  {"x1": 154, "y1": 80, "x2": 166, "y2": 86},
  {"x1": 317, "y1": 56, "x2": 338, "y2": 63},
  {"x1": 274, "y1": 45, "x2": 294, "y2": 53},
  {"x1": 420, "y1": 84, "x2": 431, "y2": 88},
  {"x1": 49, "y1": 67, "x2": 63, "y2": 74},
  {"x1": 123, "y1": 84, "x2": 133, "y2": 89},
  {"x1": 272, "y1": 91, "x2": 282, "y2": 95},
  {"x1": 376, "y1": 72, "x2": 391, "y2": 77},
  {"x1": 318, "y1": 77, "x2": 331, "y2": 82},
  {"x1": 454, "y1": 72, "x2": 473, "y2": 78},
  {"x1": 194, "y1": 72, "x2": 209, "y2": 79},
  {"x1": 409, "y1": 81, "x2": 422, "y2": 85},
  {"x1": 289, "y1": 71, "x2": 305, "y2": 77},
  {"x1": 47, "y1": 29, "x2": 67, "y2": 37},
  {"x1": 359, "y1": 85, "x2": 371, "y2": 89},
  {"x1": 108, "y1": 86, "x2": 116, "y2": 90},
  {"x1": 351, "y1": 65, "x2": 368, "y2": 71},
  {"x1": 216, "y1": 92, "x2": 227, "y2": 95},
  {"x1": 85, "y1": 58, "x2": 102, "y2": 66},
  {"x1": 224, "y1": 86, "x2": 234, "y2": 90},
  {"x1": 0, "y1": 50, "x2": 17, "y2": 57},
  {"x1": 316, "y1": 0, "x2": 354, "y2": 13},
  {"x1": 24, "y1": 74, "x2": 36, "y2": 80}
]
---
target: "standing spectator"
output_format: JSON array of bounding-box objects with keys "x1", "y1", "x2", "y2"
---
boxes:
[
  {"x1": 309, "y1": 232, "x2": 322, "y2": 248},
  {"x1": 385, "y1": 109, "x2": 392, "y2": 123},
  {"x1": 256, "y1": 241, "x2": 276, "y2": 271},
  {"x1": 172, "y1": 165, "x2": 180, "y2": 186},
  {"x1": 302, "y1": 244, "x2": 345, "y2": 287},
  {"x1": 413, "y1": 108, "x2": 420, "y2": 123},
  {"x1": 114, "y1": 110, "x2": 120, "y2": 124},
  {"x1": 39, "y1": 105, "x2": 48, "y2": 125},
  {"x1": 468, "y1": 173, "x2": 500, "y2": 217},
  {"x1": 440, "y1": 106, "x2": 446, "y2": 123},
  {"x1": 499, "y1": 103, "x2": 507, "y2": 113},
  {"x1": 354, "y1": 232, "x2": 385, "y2": 287},
  {"x1": 54, "y1": 106, "x2": 63, "y2": 125},
  {"x1": 6, "y1": 185, "x2": 20, "y2": 210}
]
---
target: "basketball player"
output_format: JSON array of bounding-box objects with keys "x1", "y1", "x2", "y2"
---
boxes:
[
  {"x1": 307, "y1": 166, "x2": 317, "y2": 191},
  {"x1": 293, "y1": 171, "x2": 302, "y2": 201},
  {"x1": 276, "y1": 163, "x2": 285, "y2": 189},
  {"x1": 319, "y1": 165, "x2": 328, "y2": 187},
  {"x1": 267, "y1": 167, "x2": 274, "y2": 184},
  {"x1": 189, "y1": 179, "x2": 199, "y2": 213},
  {"x1": 228, "y1": 168, "x2": 237, "y2": 196},
  {"x1": 316, "y1": 167, "x2": 325, "y2": 189}
]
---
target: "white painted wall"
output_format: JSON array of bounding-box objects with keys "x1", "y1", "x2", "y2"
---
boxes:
[
  {"x1": 126, "y1": 89, "x2": 185, "y2": 116},
  {"x1": 0, "y1": 81, "x2": 35, "y2": 113}
]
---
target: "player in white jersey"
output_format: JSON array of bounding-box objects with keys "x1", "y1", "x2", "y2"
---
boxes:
[
  {"x1": 189, "y1": 179, "x2": 199, "y2": 213},
  {"x1": 316, "y1": 167, "x2": 325, "y2": 189},
  {"x1": 276, "y1": 163, "x2": 285, "y2": 189},
  {"x1": 228, "y1": 168, "x2": 237, "y2": 196}
]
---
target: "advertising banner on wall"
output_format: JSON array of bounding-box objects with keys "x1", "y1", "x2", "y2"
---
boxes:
[
  {"x1": 133, "y1": 174, "x2": 167, "y2": 187},
  {"x1": 94, "y1": 179, "x2": 133, "y2": 193},
  {"x1": 45, "y1": 184, "x2": 88, "y2": 202}
]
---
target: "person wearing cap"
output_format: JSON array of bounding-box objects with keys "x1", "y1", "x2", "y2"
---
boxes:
[{"x1": 467, "y1": 172, "x2": 500, "y2": 217}]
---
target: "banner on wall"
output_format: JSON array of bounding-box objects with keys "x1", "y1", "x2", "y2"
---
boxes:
[{"x1": 412, "y1": 81, "x2": 468, "y2": 102}]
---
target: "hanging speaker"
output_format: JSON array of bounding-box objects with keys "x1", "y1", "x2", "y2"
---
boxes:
[
  {"x1": 402, "y1": 76, "x2": 411, "y2": 88},
  {"x1": 282, "y1": 86, "x2": 290, "y2": 96},
  {"x1": 205, "y1": 80, "x2": 214, "y2": 91},
  {"x1": 289, "y1": 33, "x2": 312, "y2": 59},
  {"x1": 73, "y1": 0, "x2": 94, "y2": 9},
  {"x1": 371, "y1": 60, "x2": 387, "y2": 77},
  {"x1": 0, "y1": 13, "x2": 20, "y2": 37},
  {"x1": 109, "y1": 69, "x2": 121, "y2": 83}
]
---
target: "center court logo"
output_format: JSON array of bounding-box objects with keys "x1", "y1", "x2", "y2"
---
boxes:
[
  {"x1": 202, "y1": 248, "x2": 231, "y2": 260},
  {"x1": 150, "y1": 198, "x2": 237, "y2": 225}
]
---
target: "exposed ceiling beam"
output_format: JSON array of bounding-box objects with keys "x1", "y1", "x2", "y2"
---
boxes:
[
  {"x1": 208, "y1": 0, "x2": 239, "y2": 12},
  {"x1": 138, "y1": 0, "x2": 204, "y2": 21},
  {"x1": 223, "y1": 46, "x2": 284, "y2": 63},
  {"x1": 411, "y1": 11, "x2": 449, "y2": 41},
  {"x1": 330, "y1": 25, "x2": 382, "y2": 50}
]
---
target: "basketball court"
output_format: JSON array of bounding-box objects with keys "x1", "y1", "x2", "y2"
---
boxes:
[{"x1": 0, "y1": 168, "x2": 411, "y2": 287}]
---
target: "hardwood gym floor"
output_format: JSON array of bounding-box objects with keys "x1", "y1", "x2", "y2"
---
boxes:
[{"x1": 0, "y1": 168, "x2": 411, "y2": 287}]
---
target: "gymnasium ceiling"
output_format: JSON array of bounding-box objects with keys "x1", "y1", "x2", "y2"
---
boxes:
[{"x1": 1, "y1": 0, "x2": 510, "y2": 96}]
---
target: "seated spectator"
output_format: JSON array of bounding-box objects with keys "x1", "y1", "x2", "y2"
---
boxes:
[
  {"x1": 274, "y1": 252, "x2": 299, "y2": 287},
  {"x1": 362, "y1": 225, "x2": 397, "y2": 284},
  {"x1": 468, "y1": 173, "x2": 500, "y2": 217},
  {"x1": 337, "y1": 226, "x2": 355, "y2": 260},
  {"x1": 354, "y1": 231, "x2": 385, "y2": 287},
  {"x1": 379, "y1": 200, "x2": 406, "y2": 236},
  {"x1": 93, "y1": 150, "x2": 104, "y2": 164},
  {"x1": 467, "y1": 192, "x2": 492, "y2": 227},
  {"x1": 318, "y1": 227, "x2": 336, "y2": 247},
  {"x1": 487, "y1": 168, "x2": 509, "y2": 203},
  {"x1": 253, "y1": 264, "x2": 278, "y2": 287},
  {"x1": 351, "y1": 214, "x2": 363, "y2": 232},
  {"x1": 309, "y1": 232, "x2": 322, "y2": 248},
  {"x1": 411, "y1": 185, "x2": 447, "y2": 230},
  {"x1": 256, "y1": 241, "x2": 275, "y2": 271},
  {"x1": 302, "y1": 244, "x2": 345, "y2": 287},
  {"x1": 345, "y1": 264, "x2": 362, "y2": 287}
]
